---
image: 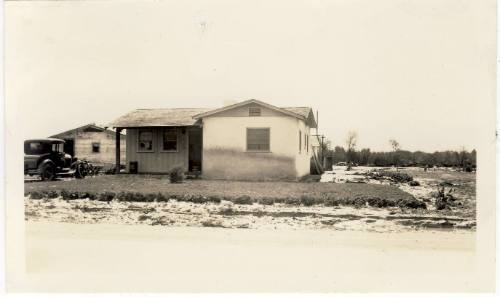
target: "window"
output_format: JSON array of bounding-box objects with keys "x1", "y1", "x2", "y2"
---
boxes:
[
  {"x1": 92, "y1": 142, "x2": 100, "y2": 153},
  {"x1": 138, "y1": 130, "x2": 154, "y2": 152},
  {"x1": 306, "y1": 134, "x2": 309, "y2": 152},
  {"x1": 162, "y1": 128, "x2": 178, "y2": 151},
  {"x1": 299, "y1": 131, "x2": 302, "y2": 153},
  {"x1": 249, "y1": 107, "x2": 261, "y2": 116},
  {"x1": 247, "y1": 128, "x2": 270, "y2": 151},
  {"x1": 52, "y1": 143, "x2": 64, "y2": 153}
]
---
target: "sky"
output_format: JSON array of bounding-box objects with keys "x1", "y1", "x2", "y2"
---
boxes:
[{"x1": 5, "y1": 0, "x2": 495, "y2": 152}]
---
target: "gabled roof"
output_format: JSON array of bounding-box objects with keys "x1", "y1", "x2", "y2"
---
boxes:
[
  {"x1": 193, "y1": 99, "x2": 317, "y2": 128},
  {"x1": 108, "y1": 99, "x2": 317, "y2": 128},
  {"x1": 50, "y1": 123, "x2": 121, "y2": 139},
  {"x1": 108, "y1": 108, "x2": 212, "y2": 128}
]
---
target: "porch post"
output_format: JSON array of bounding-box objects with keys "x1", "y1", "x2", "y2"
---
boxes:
[{"x1": 115, "y1": 128, "x2": 122, "y2": 174}]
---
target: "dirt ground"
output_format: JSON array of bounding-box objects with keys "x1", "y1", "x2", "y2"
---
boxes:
[
  {"x1": 14, "y1": 221, "x2": 480, "y2": 293},
  {"x1": 24, "y1": 167, "x2": 476, "y2": 232}
]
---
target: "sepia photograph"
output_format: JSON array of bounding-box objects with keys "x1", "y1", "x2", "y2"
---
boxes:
[{"x1": 3, "y1": 0, "x2": 497, "y2": 293}]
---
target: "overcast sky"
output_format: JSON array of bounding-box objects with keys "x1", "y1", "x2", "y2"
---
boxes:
[{"x1": 6, "y1": 0, "x2": 495, "y2": 152}]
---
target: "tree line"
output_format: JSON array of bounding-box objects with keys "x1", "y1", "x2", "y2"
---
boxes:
[{"x1": 318, "y1": 131, "x2": 476, "y2": 170}]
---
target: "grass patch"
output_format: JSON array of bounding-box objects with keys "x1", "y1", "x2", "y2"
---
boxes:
[{"x1": 25, "y1": 175, "x2": 425, "y2": 209}]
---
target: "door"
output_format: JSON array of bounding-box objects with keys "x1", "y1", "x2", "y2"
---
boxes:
[
  {"x1": 64, "y1": 139, "x2": 75, "y2": 157},
  {"x1": 188, "y1": 128, "x2": 202, "y2": 172}
]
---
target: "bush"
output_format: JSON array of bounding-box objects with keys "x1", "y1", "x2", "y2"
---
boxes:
[
  {"x1": 29, "y1": 191, "x2": 44, "y2": 199},
  {"x1": 46, "y1": 190, "x2": 59, "y2": 198},
  {"x1": 259, "y1": 198, "x2": 275, "y2": 205},
  {"x1": 144, "y1": 193, "x2": 157, "y2": 202},
  {"x1": 299, "y1": 195, "x2": 317, "y2": 206},
  {"x1": 156, "y1": 192, "x2": 169, "y2": 202},
  {"x1": 169, "y1": 167, "x2": 185, "y2": 183},
  {"x1": 381, "y1": 171, "x2": 413, "y2": 183},
  {"x1": 98, "y1": 191, "x2": 115, "y2": 202},
  {"x1": 233, "y1": 195, "x2": 253, "y2": 205},
  {"x1": 207, "y1": 196, "x2": 222, "y2": 203},
  {"x1": 61, "y1": 190, "x2": 80, "y2": 200},
  {"x1": 409, "y1": 180, "x2": 420, "y2": 186}
]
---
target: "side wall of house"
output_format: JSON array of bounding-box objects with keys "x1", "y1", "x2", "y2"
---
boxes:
[
  {"x1": 295, "y1": 119, "x2": 312, "y2": 177},
  {"x1": 125, "y1": 127, "x2": 188, "y2": 173},
  {"x1": 74, "y1": 131, "x2": 126, "y2": 164},
  {"x1": 202, "y1": 110, "x2": 310, "y2": 180}
]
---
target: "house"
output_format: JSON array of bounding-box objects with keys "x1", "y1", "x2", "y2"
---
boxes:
[
  {"x1": 108, "y1": 99, "x2": 317, "y2": 180},
  {"x1": 50, "y1": 123, "x2": 126, "y2": 165}
]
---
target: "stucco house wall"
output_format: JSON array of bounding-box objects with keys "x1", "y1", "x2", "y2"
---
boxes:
[{"x1": 202, "y1": 109, "x2": 312, "y2": 180}]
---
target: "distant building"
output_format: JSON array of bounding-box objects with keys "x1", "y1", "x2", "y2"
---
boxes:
[
  {"x1": 108, "y1": 99, "x2": 318, "y2": 180},
  {"x1": 50, "y1": 123, "x2": 126, "y2": 165}
]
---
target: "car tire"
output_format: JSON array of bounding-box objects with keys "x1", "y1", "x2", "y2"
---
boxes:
[{"x1": 40, "y1": 163, "x2": 56, "y2": 181}]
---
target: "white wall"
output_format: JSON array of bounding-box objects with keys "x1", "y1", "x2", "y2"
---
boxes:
[
  {"x1": 202, "y1": 113, "x2": 311, "y2": 179},
  {"x1": 295, "y1": 119, "x2": 312, "y2": 177}
]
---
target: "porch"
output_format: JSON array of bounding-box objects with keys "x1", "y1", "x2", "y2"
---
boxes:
[{"x1": 113, "y1": 125, "x2": 202, "y2": 174}]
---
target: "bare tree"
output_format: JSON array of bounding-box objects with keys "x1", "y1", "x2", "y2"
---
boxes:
[
  {"x1": 389, "y1": 139, "x2": 401, "y2": 169},
  {"x1": 345, "y1": 131, "x2": 357, "y2": 168},
  {"x1": 345, "y1": 131, "x2": 357, "y2": 152},
  {"x1": 389, "y1": 139, "x2": 400, "y2": 152}
]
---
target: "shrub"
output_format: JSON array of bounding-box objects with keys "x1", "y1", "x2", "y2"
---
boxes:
[
  {"x1": 144, "y1": 193, "x2": 157, "y2": 202},
  {"x1": 60, "y1": 189, "x2": 71, "y2": 199},
  {"x1": 233, "y1": 195, "x2": 253, "y2": 205},
  {"x1": 409, "y1": 181, "x2": 420, "y2": 186},
  {"x1": 29, "y1": 191, "x2": 44, "y2": 199},
  {"x1": 61, "y1": 190, "x2": 80, "y2": 200},
  {"x1": 156, "y1": 192, "x2": 169, "y2": 202},
  {"x1": 46, "y1": 190, "x2": 59, "y2": 198},
  {"x1": 169, "y1": 167, "x2": 185, "y2": 183},
  {"x1": 381, "y1": 171, "x2": 413, "y2": 183},
  {"x1": 259, "y1": 198, "x2": 275, "y2": 205},
  {"x1": 283, "y1": 196, "x2": 302, "y2": 206},
  {"x1": 98, "y1": 191, "x2": 115, "y2": 202},
  {"x1": 299, "y1": 195, "x2": 317, "y2": 206},
  {"x1": 207, "y1": 196, "x2": 222, "y2": 203},
  {"x1": 188, "y1": 195, "x2": 208, "y2": 204}
]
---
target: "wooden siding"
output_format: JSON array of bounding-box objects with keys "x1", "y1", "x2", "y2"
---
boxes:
[
  {"x1": 125, "y1": 127, "x2": 189, "y2": 173},
  {"x1": 73, "y1": 131, "x2": 126, "y2": 164}
]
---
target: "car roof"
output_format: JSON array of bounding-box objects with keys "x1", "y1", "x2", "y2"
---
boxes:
[{"x1": 25, "y1": 138, "x2": 65, "y2": 144}]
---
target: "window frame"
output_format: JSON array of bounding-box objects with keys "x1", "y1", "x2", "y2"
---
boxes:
[
  {"x1": 299, "y1": 130, "x2": 302, "y2": 153},
  {"x1": 137, "y1": 129, "x2": 155, "y2": 153},
  {"x1": 92, "y1": 142, "x2": 101, "y2": 153},
  {"x1": 246, "y1": 127, "x2": 271, "y2": 152},
  {"x1": 160, "y1": 127, "x2": 179, "y2": 153},
  {"x1": 248, "y1": 107, "x2": 262, "y2": 117}
]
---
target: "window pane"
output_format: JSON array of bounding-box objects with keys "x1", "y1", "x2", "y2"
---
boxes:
[
  {"x1": 247, "y1": 128, "x2": 270, "y2": 151},
  {"x1": 92, "y1": 142, "x2": 100, "y2": 153},
  {"x1": 249, "y1": 107, "x2": 261, "y2": 116},
  {"x1": 163, "y1": 129, "x2": 177, "y2": 151},
  {"x1": 138, "y1": 131, "x2": 153, "y2": 151}
]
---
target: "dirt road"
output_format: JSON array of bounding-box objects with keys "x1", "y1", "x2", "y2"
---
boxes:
[{"x1": 14, "y1": 221, "x2": 482, "y2": 293}]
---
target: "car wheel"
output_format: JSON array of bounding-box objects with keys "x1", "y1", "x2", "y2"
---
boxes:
[{"x1": 40, "y1": 163, "x2": 56, "y2": 181}]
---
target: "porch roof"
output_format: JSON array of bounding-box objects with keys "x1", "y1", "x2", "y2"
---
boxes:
[{"x1": 108, "y1": 108, "x2": 212, "y2": 128}]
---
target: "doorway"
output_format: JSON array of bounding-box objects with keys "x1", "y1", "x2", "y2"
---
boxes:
[
  {"x1": 64, "y1": 139, "x2": 75, "y2": 157},
  {"x1": 188, "y1": 128, "x2": 202, "y2": 172}
]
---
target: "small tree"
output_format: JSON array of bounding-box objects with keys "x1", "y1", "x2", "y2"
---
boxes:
[
  {"x1": 345, "y1": 131, "x2": 357, "y2": 168},
  {"x1": 389, "y1": 139, "x2": 400, "y2": 168}
]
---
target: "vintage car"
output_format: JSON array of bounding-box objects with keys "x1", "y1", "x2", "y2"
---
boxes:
[{"x1": 24, "y1": 138, "x2": 89, "y2": 180}]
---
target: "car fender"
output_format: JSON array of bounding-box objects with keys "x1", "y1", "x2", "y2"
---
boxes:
[{"x1": 38, "y1": 158, "x2": 55, "y2": 169}]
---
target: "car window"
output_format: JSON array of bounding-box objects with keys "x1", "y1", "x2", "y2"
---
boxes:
[
  {"x1": 25, "y1": 142, "x2": 50, "y2": 154},
  {"x1": 52, "y1": 143, "x2": 64, "y2": 153}
]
